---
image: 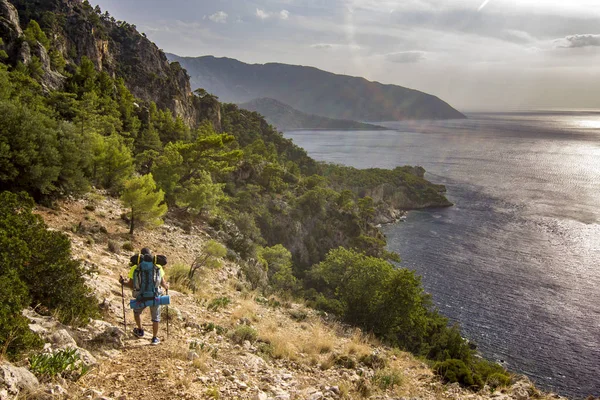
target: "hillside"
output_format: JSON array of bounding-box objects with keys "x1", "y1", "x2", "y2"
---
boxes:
[
  {"x1": 4, "y1": 192, "x2": 558, "y2": 400},
  {"x1": 239, "y1": 98, "x2": 387, "y2": 131},
  {"x1": 166, "y1": 53, "x2": 466, "y2": 122}
]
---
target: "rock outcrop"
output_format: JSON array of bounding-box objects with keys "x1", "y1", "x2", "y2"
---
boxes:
[{"x1": 0, "y1": 0, "x2": 22, "y2": 56}]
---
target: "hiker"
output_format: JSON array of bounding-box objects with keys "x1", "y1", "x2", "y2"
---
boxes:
[{"x1": 119, "y1": 247, "x2": 169, "y2": 345}]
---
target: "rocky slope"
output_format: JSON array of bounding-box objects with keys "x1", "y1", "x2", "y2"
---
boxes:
[
  {"x1": 0, "y1": 0, "x2": 220, "y2": 130},
  {"x1": 0, "y1": 192, "x2": 568, "y2": 400},
  {"x1": 166, "y1": 54, "x2": 466, "y2": 122},
  {"x1": 239, "y1": 98, "x2": 387, "y2": 131}
]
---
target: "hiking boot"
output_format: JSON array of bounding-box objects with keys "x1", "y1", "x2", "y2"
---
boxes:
[
  {"x1": 133, "y1": 328, "x2": 144, "y2": 337},
  {"x1": 151, "y1": 336, "x2": 160, "y2": 345}
]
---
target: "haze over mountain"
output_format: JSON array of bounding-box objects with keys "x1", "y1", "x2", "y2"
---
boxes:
[
  {"x1": 239, "y1": 98, "x2": 387, "y2": 131},
  {"x1": 167, "y1": 54, "x2": 466, "y2": 122}
]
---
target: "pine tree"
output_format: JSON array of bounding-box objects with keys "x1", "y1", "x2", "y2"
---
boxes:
[{"x1": 120, "y1": 173, "x2": 167, "y2": 234}]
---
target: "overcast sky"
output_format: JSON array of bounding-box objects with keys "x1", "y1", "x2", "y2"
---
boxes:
[{"x1": 93, "y1": 0, "x2": 600, "y2": 112}]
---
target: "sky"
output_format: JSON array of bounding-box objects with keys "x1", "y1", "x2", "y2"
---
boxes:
[{"x1": 92, "y1": 0, "x2": 600, "y2": 112}]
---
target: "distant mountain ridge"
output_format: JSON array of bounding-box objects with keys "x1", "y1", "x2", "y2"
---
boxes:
[
  {"x1": 167, "y1": 53, "x2": 466, "y2": 122},
  {"x1": 239, "y1": 98, "x2": 387, "y2": 131}
]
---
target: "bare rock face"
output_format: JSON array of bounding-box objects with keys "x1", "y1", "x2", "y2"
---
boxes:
[
  {"x1": 32, "y1": 42, "x2": 66, "y2": 91},
  {"x1": 0, "y1": 362, "x2": 40, "y2": 399},
  {"x1": 0, "y1": 0, "x2": 21, "y2": 38},
  {"x1": 0, "y1": 0, "x2": 23, "y2": 58}
]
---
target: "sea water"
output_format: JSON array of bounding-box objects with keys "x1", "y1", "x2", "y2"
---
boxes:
[{"x1": 285, "y1": 112, "x2": 600, "y2": 399}]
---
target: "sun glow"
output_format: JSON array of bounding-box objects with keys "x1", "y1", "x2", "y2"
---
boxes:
[{"x1": 575, "y1": 119, "x2": 600, "y2": 129}]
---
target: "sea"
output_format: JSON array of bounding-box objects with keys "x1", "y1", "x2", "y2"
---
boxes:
[{"x1": 285, "y1": 111, "x2": 600, "y2": 399}]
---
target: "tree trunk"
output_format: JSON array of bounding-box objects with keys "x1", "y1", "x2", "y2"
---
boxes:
[{"x1": 129, "y1": 209, "x2": 135, "y2": 234}]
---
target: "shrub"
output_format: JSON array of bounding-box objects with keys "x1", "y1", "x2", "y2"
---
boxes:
[
  {"x1": 241, "y1": 259, "x2": 268, "y2": 290},
  {"x1": 229, "y1": 325, "x2": 257, "y2": 344},
  {"x1": 288, "y1": 309, "x2": 308, "y2": 322},
  {"x1": 331, "y1": 354, "x2": 356, "y2": 369},
  {"x1": 373, "y1": 369, "x2": 403, "y2": 390},
  {"x1": 359, "y1": 353, "x2": 386, "y2": 369},
  {"x1": 183, "y1": 240, "x2": 227, "y2": 293},
  {"x1": 0, "y1": 192, "x2": 98, "y2": 358},
  {"x1": 471, "y1": 358, "x2": 511, "y2": 389},
  {"x1": 201, "y1": 322, "x2": 228, "y2": 335},
  {"x1": 487, "y1": 372, "x2": 511, "y2": 389},
  {"x1": 207, "y1": 297, "x2": 231, "y2": 311},
  {"x1": 0, "y1": 271, "x2": 43, "y2": 360},
  {"x1": 434, "y1": 359, "x2": 475, "y2": 387},
  {"x1": 29, "y1": 348, "x2": 89, "y2": 380},
  {"x1": 107, "y1": 239, "x2": 120, "y2": 254},
  {"x1": 122, "y1": 241, "x2": 134, "y2": 252}
]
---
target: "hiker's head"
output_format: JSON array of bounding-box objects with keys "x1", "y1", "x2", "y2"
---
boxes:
[{"x1": 140, "y1": 248, "x2": 153, "y2": 262}]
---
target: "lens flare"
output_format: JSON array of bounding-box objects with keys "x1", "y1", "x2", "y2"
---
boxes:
[{"x1": 478, "y1": 0, "x2": 492, "y2": 11}]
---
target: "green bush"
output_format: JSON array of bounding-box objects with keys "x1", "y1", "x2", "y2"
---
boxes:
[
  {"x1": 373, "y1": 369, "x2": 403, "y2": 390},
  {"x1": 434, "y1": 359, "x2": 475, "y2": 387},
  {"x1": 0, "y1": 192, "x2": 98, "y2": 359},
  {"x1": 207, "y1": 297, "x2": 231, "y2": 311},
  {"x1": 29, "y1": 348, "x2": 89, "y2": 380},
  {"x1": 201, "y1": 322, "x2": 227, "y2": 335},
  {"x1": 487, "y1": 372, "x2": 511, "y2": 389},
  {"x1": 471, "y1": 358, "x2": 511, "y2": 389},
  {"x1": 359, "y1": 353, "x2": 386, "y2": 369},
  {"x1": 0, "y1": 271, "x2": 43, "y2": 360},
  {"x1": 288, "y1": 309, "x2": 308, "y2": 322},
  {"x1": 229, "y1": 325, "x2": 257, "y2": 344},
  {"x1": 122, "y1": 241, "x2": 134, "y2": 252},
  {"x1": 332, "y1": 354, "x2": 356, "y2": 369}
]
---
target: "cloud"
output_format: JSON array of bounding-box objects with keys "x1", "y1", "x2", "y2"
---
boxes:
[
  {"x1": 555, "y1": 34, "x2": 600, "y2": 48},
  {"x1": 385, "y1": 51, "x2": 426, "y2": 63},
  {"x1": 256, "y1": 8, "x2": 271, "y2": 20},
  {"x1": 208, "y1": 11, "x2": 228, "y2": 23},
  {"x1": 256, "y1": 8, "x2": 290, "y2": 20},
  {"x1": 310, "y1": 43, "x2": 362, "y2": 50},
  {"x1": 311, "y1": 43, "x2": 333, "y2": 49}
]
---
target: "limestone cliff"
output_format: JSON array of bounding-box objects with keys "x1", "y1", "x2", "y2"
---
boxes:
[{"x1": 0, "y1": 0, "x2": 220, "y2": 130}]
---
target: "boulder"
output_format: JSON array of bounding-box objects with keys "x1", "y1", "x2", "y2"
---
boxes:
[
  {"x1": 51, "y1": 329, "x2": 78, "y2": 347},
  {"x1": 0, "y1": 362, "x2": 40, "y2": 398},
  {"x1": 76, "y1": 347, "x2": 98, "y2": 367},
  {"x1": 89, "y1": 324, "x2": 124, "y2": 349}
]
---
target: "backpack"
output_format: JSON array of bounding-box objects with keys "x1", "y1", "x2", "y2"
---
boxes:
[{"x1": 132, "y1": 253, "x2": 162, "y2": 301}]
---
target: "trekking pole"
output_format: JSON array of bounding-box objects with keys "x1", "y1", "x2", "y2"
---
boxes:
[
  {"x1": 121, "y1": 280, "x2": 127, "y2": 337},
  {"x1": 166, "y1": 289, "x2": 170, "y2": 340}
]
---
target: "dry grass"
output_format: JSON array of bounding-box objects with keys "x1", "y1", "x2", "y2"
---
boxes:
[
  {"x1": 166, "y1": 263, "x2": 193, "y2": 294},
  {"x1": 337, "y1": 380, "x2": 352, "y2": 399},
  {"x1": 191, "y1": 351, "x2": 211, "y2": 372},
  {"x1": 257, "y1": 318, "x2": 299, "y2": 361},
  {"x1": 230, "y1": 298, "x2": 259, "y2": 323},
  {"x1": 300, "y1": 322, "x2": 335, "y2": 356},
  {"x1": 343, "y1": 328, "x2": 373, "y2": 358}
]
